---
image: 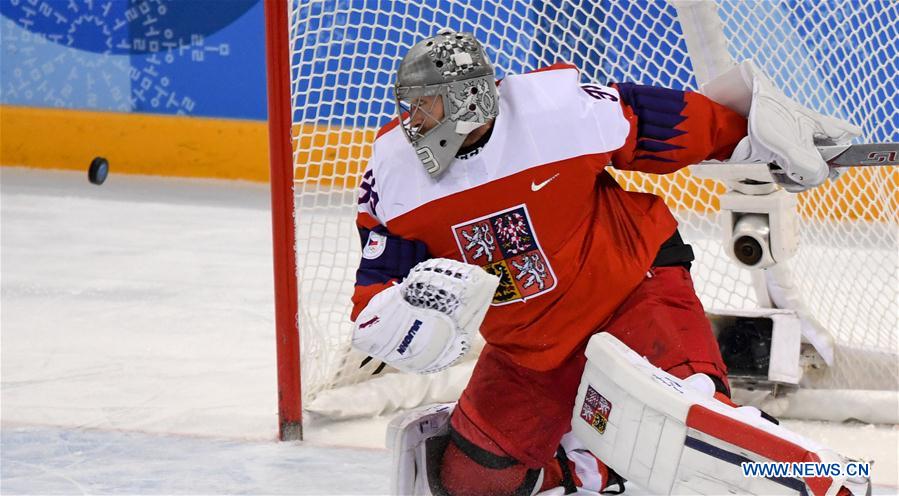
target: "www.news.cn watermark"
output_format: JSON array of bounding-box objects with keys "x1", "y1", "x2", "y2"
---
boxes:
[{"x1": 742, "y1": 461, "x2": 871, "y2": 479}]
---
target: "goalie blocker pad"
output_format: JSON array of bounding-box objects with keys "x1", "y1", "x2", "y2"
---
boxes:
[{"x1": 571, "y1": 333, "x2": 868, "y2": 496}]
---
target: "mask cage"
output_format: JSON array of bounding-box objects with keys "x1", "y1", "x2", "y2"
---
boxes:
[{"x1": 395, "y1": 87, "x2": 448, "y2": 145}]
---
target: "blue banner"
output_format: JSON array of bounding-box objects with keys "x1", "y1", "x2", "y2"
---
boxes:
[{"x1": 0, "y1": 0, "x2": 266, "y2": 119}]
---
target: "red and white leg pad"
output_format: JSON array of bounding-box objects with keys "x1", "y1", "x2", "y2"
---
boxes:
[
  {"x1": 387, "y1": 403, "x2": 455, "y2": 496},
  {"x1": 571, "y1": 332, "x2": 870, "y2": 496}
]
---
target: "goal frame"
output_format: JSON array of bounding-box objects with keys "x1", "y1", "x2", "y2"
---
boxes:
[{"x1": 265, "y1": 0, "x2": 303, "y2": 442}]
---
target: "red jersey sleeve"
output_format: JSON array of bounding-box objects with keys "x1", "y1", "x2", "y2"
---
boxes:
[{"x1": 610, "y1": 83, "x2": 747, "y2": 174}]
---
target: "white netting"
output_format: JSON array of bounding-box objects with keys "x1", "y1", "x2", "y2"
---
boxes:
[{"x1": 288, "y1": 0, "x2": 898, "y2": 411}]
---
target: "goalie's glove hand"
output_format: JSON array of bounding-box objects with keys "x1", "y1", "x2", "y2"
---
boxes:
[
  {"x1": 401, "y1": 258, "x2": 499, "y2": 333},
  {"x1": 351, "y1": 258, "x2": 499, "y2": 374},
  {"x1": 717, "y1": 61, "x2": 862, "y2": 192}
]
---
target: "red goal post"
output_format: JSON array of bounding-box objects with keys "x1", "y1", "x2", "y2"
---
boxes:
[{"x1": 264, "y1": 0, "x2": 302, "y2": 441}]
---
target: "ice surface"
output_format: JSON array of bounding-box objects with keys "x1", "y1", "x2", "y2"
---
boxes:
[
  {"x1": 2, "y1": 168, "x2": 896, "y2": 494},
  {"x1": 1, "y1": 425, "x2": 390, "y2": 495}
]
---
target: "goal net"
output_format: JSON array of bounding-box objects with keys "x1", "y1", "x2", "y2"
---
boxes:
[{"x1": 270, "y1": 0, "x2": 898, "y2": 435}]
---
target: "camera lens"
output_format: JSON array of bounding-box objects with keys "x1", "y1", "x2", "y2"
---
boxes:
[{"x1": 734, "y1": 235, "x2": 763, "y2": 266}]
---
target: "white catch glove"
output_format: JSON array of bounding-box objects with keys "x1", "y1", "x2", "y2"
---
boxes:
[
  {"x1": 703, "y1": 60, "x2": 862, "y2": 192},
  {"x1": 352, "y1": 258, "x2": 500, "y2": 374}
]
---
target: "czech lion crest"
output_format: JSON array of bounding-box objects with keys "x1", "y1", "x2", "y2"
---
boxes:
[{"x1": 452, "y1": 204, "x2": 557, "y2": 305}]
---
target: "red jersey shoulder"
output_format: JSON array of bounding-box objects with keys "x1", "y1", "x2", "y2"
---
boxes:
[
  {"x1": 527, "y1": 62, "x2": 579, "y2": 75},
  {"x1": 377, "y1": 116, "x2": 402, "y2": 139}
]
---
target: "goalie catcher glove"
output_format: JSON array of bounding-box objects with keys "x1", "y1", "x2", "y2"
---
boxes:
[
  {"x1": 703, "y1": 60, "x2": 862, "y2": 192},
  {"x1": 352, "y1": 258, "x2": 499, "y2": 374},
  {"x1": 401, "y1": 258, "x2": 499, "y2": 333}
]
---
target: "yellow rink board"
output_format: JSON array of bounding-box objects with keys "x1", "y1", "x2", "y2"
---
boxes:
[
  {"x1": 610, "y1": 167, "x2": 898, "y2": 223},
  {"x1": 292, "y1": 123, "x2": 374, "y2": 190},
  {"x1": 3, "y1": 107, "x2": 895, "y2": 222},
  {"x1": 1, "y1": 105, "x2": 271, "y2": 182}
]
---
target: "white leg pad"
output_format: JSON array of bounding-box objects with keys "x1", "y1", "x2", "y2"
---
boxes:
[
  {"x1": 387, "y1": 403, "x2": 455, "y2": 496},
  {"x1": 570, "y1": 333, "x2": 868, "y2": 496}
]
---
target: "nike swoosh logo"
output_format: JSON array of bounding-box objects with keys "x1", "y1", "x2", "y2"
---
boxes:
[{"x1": 531, "y1": 173, "x2": 560, "y2": 192}]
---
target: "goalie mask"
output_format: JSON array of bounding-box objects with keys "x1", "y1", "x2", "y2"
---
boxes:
[{"x1": 395, "y1": 29, "x2": 499, "y2": 178}]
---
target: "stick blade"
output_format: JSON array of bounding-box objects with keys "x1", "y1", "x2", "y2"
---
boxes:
[{"x1": 819, "y1": 143, "x2": 899, "y2": 168}]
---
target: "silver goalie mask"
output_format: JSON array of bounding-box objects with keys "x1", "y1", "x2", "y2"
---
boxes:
[{"x1": 395, "y1": 29, "x2": 499, "y2": 178}]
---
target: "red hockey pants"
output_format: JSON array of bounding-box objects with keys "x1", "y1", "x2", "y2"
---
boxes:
[{"x1": 440, "y1": 266, "x2": 729, "y2": 495}]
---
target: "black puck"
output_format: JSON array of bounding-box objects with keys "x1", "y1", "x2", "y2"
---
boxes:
[{"x1": 88, "y1": 157, "x2": 109, "y2": 185}]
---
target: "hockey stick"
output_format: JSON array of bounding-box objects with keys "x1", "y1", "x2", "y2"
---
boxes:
[
  {"x1": 766, "y1": 143, "x2": 898, "y2": 180},
  {"x1": 817, "y1": 142, "x2": 899, "y2": 168}
]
